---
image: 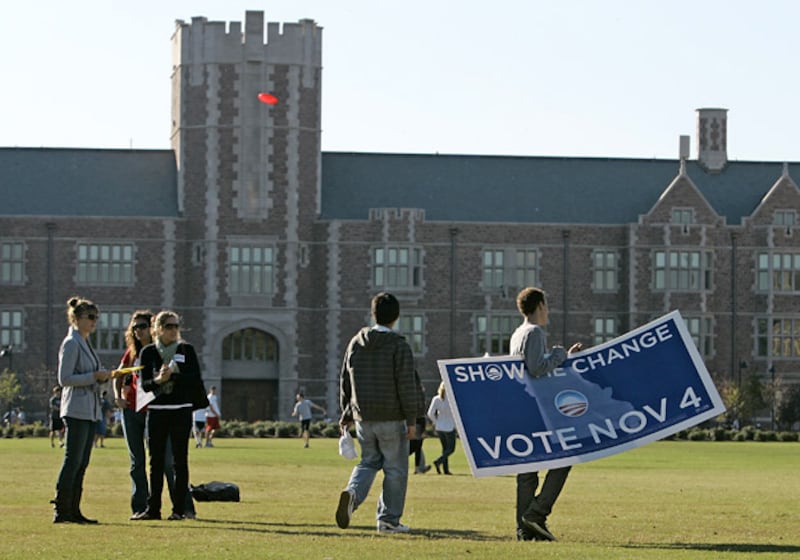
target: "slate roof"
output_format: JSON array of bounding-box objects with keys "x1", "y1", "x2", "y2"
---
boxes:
[
  {"x1": 2, "y1": 147, "x2": 796, "y2": 224},
  {"x1": 320, "y1": 152, "x2": 799, "y2": 225},
  {"x1": 0, "y1": 148, "x2": 178, "y2": 217}
]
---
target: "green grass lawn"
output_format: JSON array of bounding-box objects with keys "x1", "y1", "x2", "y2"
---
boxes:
[{"x1": 1, "y1": 437, "x2": 798, "y2": 559}]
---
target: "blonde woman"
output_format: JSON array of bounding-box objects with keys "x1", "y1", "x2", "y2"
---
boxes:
[
  {"x1": 52, "y1": 296, "x2": 110, "y2": 523},
  {"x1": 427, "y1": 382, "x2": 456, "y2": 475},
  {"x1": 132, "y1": 311, "x2": 201, "y2": 521}
]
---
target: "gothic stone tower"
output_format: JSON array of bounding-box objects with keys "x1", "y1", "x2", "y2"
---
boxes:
[{"x1": 170, "y1": 12, "x2": 323, "y2": 420}]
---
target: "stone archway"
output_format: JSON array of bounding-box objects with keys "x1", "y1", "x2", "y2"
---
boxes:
[{"x1": 219, "y1": 327, "x2": 280, "y2": 421}]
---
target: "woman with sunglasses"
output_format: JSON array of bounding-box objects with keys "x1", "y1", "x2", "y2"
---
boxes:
[
  {"x1": 115, "y1": 311, "x2": 196, "y2": 519},
  {"x1": 52, "y1": 296, "x2": 111, "y2": 523},
  {"x1": 114, "y1": 310, "x2": 154, "y2": 517},
  {"x1": 132, "y1": 310, "x2": 201, "y2": 521}
]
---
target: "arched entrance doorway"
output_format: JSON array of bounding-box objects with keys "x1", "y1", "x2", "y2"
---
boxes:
[{"x1": 220, "y1": 327, "x2": 279, "y2": 421}]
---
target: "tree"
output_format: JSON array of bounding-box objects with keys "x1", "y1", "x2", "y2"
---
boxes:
[
  {"x1": 776, "y1": 384, "x2": 800, "y2": 430},
  {"x1": 739, "y1": 373, "x2": 768, "y2": 425},
  {"x1": 0, "y1": 369, "x2": 23, "y2": 416}
]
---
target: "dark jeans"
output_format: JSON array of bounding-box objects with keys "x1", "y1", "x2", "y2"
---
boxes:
[
  {"x1": 516, "y1": 466, "x2": 571, "y2": 529},
  {"x1": 409, "y1": 438, "x2": 424, "y2": 467},
  {"x1": 56, "y1": 417, "x2": 95, "y2": 501},
  {"x1": 122, "y1": 409, "x2": 194, "y2": 515},
  {"x1": 435, "y1": 430, "x2": 457, "y2": 472},
  {"x1": 147, "y1": 407, "x2": 193, "y2": 516}
]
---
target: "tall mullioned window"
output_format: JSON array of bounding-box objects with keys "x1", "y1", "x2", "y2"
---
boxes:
[
  {"x1": 397, "y1": 314, "x2": 425, "y2": 355},
  {"x1": 0, "y1": 309, "x2": 23, "y2": 348},
  {"x1": 0, "y1": 242, "x2": 24, "y2": 285},
  {"x1": 373, "y1": 246, "x2": 422, "y2": 290},
  {"x1": 77, "y1": 243, "x2": 134, "y2": 285},
  {"x1": 592, "y1": 250, "x2": 619, "y2": 292},
  {"x1": 592, "y1": 317, "x2": 617, "y2": 345},
  {"x1": 229, "y1": 245, "x2": 275, "y2": 295},
  {"x1": 757, "y1": 252, "x2": 800, "y2": 292},
  {"x1": 757, "y1": 317, "x2": 800, "y2": 358},
  {"x1": 683, "y1": 316, "x2": 714, "y2": 357},
  {"x1": 482, "y1": 247, "x2": 540, "y2": 292},
  {"x1": 88, "y1": 311, "x2": 130, "y2": 352},
  {"x1": 475, "y1": 314, "x2": 516, "y2": 355},
  {"x1": 653, "y1": 250, "x2": 712, "y2": 291},
  {"x1": 482, "y1": 249, "x2": 504, "y2": 289},
  {"x1": 513, "y1": 249, "x2": 539, "y2": 288}
]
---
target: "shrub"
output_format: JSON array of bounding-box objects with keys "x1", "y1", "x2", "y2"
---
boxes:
[
  {"x1": 252, "y1": 421, "x2": 275, "y2": 438},
  {"x1": 753, "y1": 430, "x2": 778, "y2": 442},
  {"x1": 778, "y1": 431, "x2": 799, "y2": 442},
  {"x1": 687, "y1": 429, "x2": 709, "y2": 441},
  {"x1": 274, "y1": 421, "x2": 299, "y2": 438},
  {"x1": 711, "y1": 427, "x2": 732, "y2": 441}
]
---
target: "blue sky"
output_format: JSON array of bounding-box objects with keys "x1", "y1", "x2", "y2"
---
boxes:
[{"x1": 1, "y1": 0, "x2": 798, "y2": 161}]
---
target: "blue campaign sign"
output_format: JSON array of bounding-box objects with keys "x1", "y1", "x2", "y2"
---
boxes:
[{"x1": 437, "y1": 311, "x2": 725, "y2": 477}]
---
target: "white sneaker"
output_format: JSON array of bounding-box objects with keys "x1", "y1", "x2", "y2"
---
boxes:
[{"x1": 377, "y1": 520, "x2": 411, "y2": 534}]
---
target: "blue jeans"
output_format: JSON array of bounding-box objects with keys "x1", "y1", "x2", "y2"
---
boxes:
[
  {"x1": 56, "y1": 417, "x2": 95, "y2": 501},
  {"x1": 121, "y1": 407, "x2": 148, "y2": 514},
  {"x1": 345, "y1": 420, "x2": 409, "y2": 525}
]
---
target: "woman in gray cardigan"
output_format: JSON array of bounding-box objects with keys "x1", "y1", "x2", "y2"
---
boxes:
[{"x1": 51, "y1": 296, "x2": 110, "y2": 523}]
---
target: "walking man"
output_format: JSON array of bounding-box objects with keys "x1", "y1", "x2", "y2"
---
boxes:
[{"x1": 335, "y1": 292, "x2": 419, "y2": 534}]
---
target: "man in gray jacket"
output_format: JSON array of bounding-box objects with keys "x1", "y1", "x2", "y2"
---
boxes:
[{"x1": 335, "y1": 292, "x2": 418, "y2": 534}]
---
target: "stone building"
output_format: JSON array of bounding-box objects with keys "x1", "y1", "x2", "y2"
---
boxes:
[{"x1": 1, "y1": 12, "x2": 798, "y2": 421}]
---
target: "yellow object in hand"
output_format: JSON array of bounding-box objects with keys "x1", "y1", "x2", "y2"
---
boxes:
[{"x1": 110, "y1": 365, "x2": 144, "y2": 378}]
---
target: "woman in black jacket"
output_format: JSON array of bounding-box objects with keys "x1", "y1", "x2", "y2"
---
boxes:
[{"x1": 131, "y1": 310, "x2": 201, "y2": 521}]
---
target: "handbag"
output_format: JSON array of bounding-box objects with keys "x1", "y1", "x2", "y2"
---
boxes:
[{"x1": 190, "y1": 481, "x2": 240, "y2": 502}]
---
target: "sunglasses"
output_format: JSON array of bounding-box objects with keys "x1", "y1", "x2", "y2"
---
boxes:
[
  {"x1": 82, "y1": 314, "x2": 98, "y2": 321},
  {"x1": 132, "y1": 323, "x2": 150, "y2": 330},
  {"x1": 163, "y1": 323, "x2": 180, "y2": 330}
]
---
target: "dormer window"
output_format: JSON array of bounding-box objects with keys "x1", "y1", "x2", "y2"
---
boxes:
[{"x1": 671, "y1": 208, "x2": 694, "y2": 234}]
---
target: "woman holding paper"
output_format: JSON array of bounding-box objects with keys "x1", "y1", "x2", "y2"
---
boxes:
[
  {"x1": 52, "y1": 296, "x2": 111, "y2": 523},
  {"x1": 132, "y1": 310, "x2": 201, "y2": 521}
]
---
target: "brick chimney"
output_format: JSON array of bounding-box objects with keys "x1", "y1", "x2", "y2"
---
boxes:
[{"x1": 696, "y1": 108, "x2": 728, "y2": 172}]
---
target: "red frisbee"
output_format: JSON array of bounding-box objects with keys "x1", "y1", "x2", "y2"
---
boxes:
[{"x1": 257, "y1": 92, "x2": 278, "y2": 105}]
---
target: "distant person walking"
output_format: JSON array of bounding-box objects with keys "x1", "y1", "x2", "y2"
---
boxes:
[
  {"x1": 427, "y1": 382, "x2": 456, "y2": 475},
  {"x1": 49, "y1": 385, "x2": 64, "y2": 448},
  {"x1": 205, "y1": 386, "x2": 220, "y2": 448},
  {"x1": 292, "y1": 392, "x2": 326, "y2": 448}
]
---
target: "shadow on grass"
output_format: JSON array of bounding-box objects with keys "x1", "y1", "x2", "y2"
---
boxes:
[
  {"x1": 622, "y1": 543, "x2": 800, "y2": 554},
  {"x1": 179, "y1": 518, "x2": 506, "y2": 541}
]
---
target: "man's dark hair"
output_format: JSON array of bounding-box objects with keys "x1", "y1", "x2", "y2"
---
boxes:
[
  {"x1": 516, "y1": 287, "x2": 546, "y2": 316},
  {"x1": 371, "y1": 292, "x2": 400, "y2": 326}
]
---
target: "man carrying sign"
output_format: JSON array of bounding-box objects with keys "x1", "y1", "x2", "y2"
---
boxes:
[{"x1": 510, "y1": 287, "x2": 582, "y2": 542}]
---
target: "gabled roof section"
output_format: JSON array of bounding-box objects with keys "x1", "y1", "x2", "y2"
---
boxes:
[
  {"x1": 749, "y1": 163, "x2": 800, "y2": 225},
  {"x1": 0, "y1": 148, "x2": 178, "y2": 217},
  {"x1": 643, "y1": 163, "x2": 722, "y2": 225},
  {"x1": 320, "y1": 152, "x2": 799, "y2": 225}
]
